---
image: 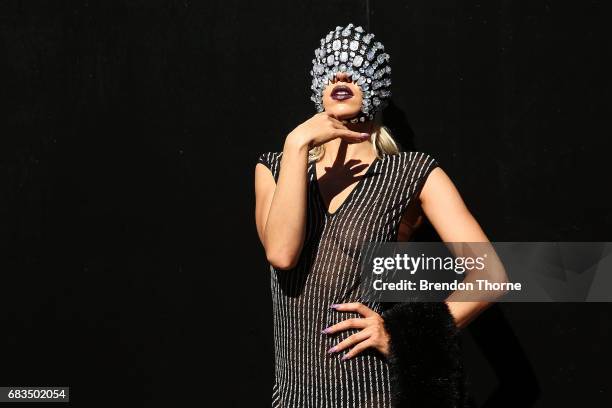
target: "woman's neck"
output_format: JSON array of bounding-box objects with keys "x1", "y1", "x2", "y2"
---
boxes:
[{"x1": 344, "y1": 119, "x2": 373, "y2": 134}]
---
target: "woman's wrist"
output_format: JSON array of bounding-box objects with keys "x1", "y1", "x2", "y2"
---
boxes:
[{"x1": 284, "y1": 130, "x2": 312, "y2": 152}]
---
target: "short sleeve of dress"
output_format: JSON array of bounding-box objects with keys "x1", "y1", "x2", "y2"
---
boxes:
[
  {"x1": 256, "y1": 151, "x2": 272, "y2": 169},
  {"x1": 256, "y1": 151, "x2": 281, "y2": 182},
  {"x1": 408, "y1": 151, "x2": 440, "y2": 199}
]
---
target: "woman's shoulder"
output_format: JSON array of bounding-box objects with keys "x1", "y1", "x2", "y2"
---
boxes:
[
  {"x1": 256, "y1": 151, "x2": 283, "y2": 182},
  {"x1": 256, "y1": 151, "x2": 283, "y2": 168}
]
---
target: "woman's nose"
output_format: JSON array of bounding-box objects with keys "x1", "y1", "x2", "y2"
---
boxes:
[{"x1": 334, "y1": 71, "x2": 352, "y2": 83}]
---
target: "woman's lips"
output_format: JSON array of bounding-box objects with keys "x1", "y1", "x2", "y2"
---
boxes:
[{"x1": 331, "y1": 84, "x2": 354, "y2": 101}]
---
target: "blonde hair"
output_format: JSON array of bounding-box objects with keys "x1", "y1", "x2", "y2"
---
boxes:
[{"x1": 308, "y1": 110, "x2": 400, "y2": 162}]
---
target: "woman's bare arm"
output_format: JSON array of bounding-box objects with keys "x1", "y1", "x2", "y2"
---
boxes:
[
  {"x1": 255, "y1": 136, "x2": 310, "y2": 270},
  {"x1": 420, "y1": 167, "x2": 496, "y2": 328},
  {"x1": 254, "y1": 113, "x2": 370, "y2": 270}
]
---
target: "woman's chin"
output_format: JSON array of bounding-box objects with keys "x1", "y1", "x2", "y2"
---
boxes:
[{"x1": 327, "y1": 108, "x2": 361, "y2": 120}]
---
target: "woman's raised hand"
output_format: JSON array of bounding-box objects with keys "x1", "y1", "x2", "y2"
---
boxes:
[{"x1": 286, "y1": 112, "x2": 370, "y2": 149}]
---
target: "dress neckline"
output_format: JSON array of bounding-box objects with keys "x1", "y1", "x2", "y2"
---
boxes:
[{"x1": 311, "y1": 155, "x2": 382, "y2": 218}]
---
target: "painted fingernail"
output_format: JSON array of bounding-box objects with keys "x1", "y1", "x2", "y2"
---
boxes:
[
  {"x1": 360, "y1": 133, "x2": 370, "y2": 138},
  {"x1": 341, "y1": 354, "x2": 349, "y2": 360},
  {"x1": 321, "y1": 328, "x2": 330, "y2": 334},
  {"x1": 330, "y1": 304, "x2": 339, "y2": 309},
  {"x1": 328, "y1": 347, "x2": 337, "y2": 353}
]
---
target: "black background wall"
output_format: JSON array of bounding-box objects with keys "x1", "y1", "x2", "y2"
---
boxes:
[{"x1": 1, "y1": 1, "x2": 610, "y2": 406}]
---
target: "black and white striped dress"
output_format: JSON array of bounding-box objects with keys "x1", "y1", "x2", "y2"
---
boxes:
[{"x1": 256, "y1": 151, "x2": 439, "y2": 408}]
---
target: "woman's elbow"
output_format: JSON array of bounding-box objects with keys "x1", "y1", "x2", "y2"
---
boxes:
[{"x1": 266, "y1": 249, "x2": 299, "y2": 270}]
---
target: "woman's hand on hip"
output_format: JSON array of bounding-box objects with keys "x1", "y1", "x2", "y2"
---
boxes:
[
  {"x1": 322, "y1": 302, "x2": 390, "y2": 360},
  {"x1": 286, "y1": 112, "x2": 370, "y2": 149}
]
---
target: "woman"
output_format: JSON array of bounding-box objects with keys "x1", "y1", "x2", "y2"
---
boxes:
[{"x1": 255, "y1": 23, "x2": 491, "y2": 408}]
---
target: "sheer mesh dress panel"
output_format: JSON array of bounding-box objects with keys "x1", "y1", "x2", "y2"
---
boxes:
[{"x1": 256, "y1": 150, "x2": 439, "y2": 408}]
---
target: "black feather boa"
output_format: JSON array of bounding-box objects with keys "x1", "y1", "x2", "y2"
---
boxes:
[{"x1": 381, "y1": 302, "x2": 469, "y2": 408}]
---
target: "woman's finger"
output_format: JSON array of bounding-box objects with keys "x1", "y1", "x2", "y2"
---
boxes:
[
  {"x1": 325, "y1": 112, "x2": 347, "y2": 125},
  {"x1": 342, "y1": 339, "x2": 374, "y2": 360},
  {"x1": 328, "y1": 330, "x2": 371, "y2": 353},
  {"x1": 331, "y1": 302, "x2": 377, "y2": 317},
  {"x1": 334, "y1": 129, "x2": 371, "y2": 142},
  {"x1": 322, "y1": 317, "x2": 368, "y2": 334}
]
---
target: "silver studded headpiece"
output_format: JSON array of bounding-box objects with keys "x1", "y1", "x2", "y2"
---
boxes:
[{"x1": 310, "y1": 23, "x2": 392, "y2": 123}]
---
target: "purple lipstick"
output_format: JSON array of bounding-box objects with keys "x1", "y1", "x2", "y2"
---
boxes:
[{"x1": 331, "y1": 84, "x2": 354, "y2": 101}]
